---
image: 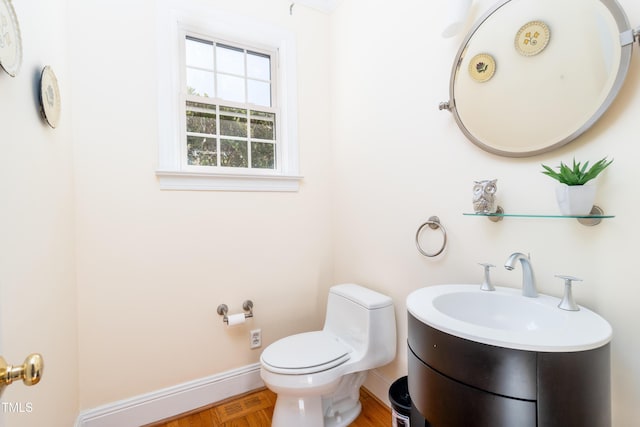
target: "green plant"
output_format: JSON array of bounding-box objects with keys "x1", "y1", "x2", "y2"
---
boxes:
[{"x1": 541, "y1": 157, "x2": 613, "y2": 186}]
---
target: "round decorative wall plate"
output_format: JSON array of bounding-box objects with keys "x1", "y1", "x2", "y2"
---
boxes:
[
  {"x1": 0, "y1": 0, "x2": 22, "y2": 76},
  {"x1": 468, "y1": 53, "x2": 496, "y2": 83},
  {"x1": 515, "y1": 20, "x2": 550, "y2": 57},
  {"x1": 39, "y1": 66, "x2": 61, "y2": 128}
]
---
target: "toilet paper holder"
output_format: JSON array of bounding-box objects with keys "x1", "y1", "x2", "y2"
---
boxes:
[{"x1": 217, "y1": 300, "x2": 254, "y2": 324}]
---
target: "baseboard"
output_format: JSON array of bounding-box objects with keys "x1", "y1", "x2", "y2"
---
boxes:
[
  {"x1": 363, "y1": 368, "x2": 392, "y2": 407},
  {"x1": 74, "y1": 363, "x2": 264, "y2": 427},
  {"x1": 74, "y1": 364, "x2": 393, "y2": 426}
]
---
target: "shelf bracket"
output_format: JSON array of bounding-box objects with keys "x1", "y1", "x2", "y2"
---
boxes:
[
  {"x1": 486, "y1": 206, "x2": 504, "y2": 222},
  {"x1": 576, "y1": 205, "x2": 604, "y2": 226}
]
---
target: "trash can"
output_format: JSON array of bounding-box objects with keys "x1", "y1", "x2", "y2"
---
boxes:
[{"x1": 389, "y1": 376, "x2": 411, "y2": 427}]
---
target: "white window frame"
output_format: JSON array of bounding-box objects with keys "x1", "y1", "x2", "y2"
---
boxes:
[{"x1": 156, "y1": 1, "x2": 301, "y2": 191}]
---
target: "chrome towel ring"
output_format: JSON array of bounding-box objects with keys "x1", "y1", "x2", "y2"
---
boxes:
[{"x1": 415, "y1": 216, "x2": 447, "y2": 257}]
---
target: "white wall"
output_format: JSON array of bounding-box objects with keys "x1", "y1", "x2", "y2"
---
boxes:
[
  {"x1": 69, "y1": 0, "x2": 334, "y2": 410},
  {"x1": 330, "y1": 0, "x2": 640, "y2": 425},
  {"x1": 3, "y1": 0, "x2": 639, "y2": 425},
  {"x1": 0, "y1": 1, "x2": 78, "y2": 426}
]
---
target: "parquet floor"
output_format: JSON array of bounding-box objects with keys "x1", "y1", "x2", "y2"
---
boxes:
[{"x1": 145, "y1": 387, "x2": 390, "y2": 427}]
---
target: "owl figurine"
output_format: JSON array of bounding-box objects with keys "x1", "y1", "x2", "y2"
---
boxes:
[{"x1": 472, "y1": 179, "x2": 498, "y2": 213}]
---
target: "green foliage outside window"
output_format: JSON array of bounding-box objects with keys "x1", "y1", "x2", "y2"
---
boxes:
[{"x1": 185, "y1": 102, "x2": 276, "y2": 169}]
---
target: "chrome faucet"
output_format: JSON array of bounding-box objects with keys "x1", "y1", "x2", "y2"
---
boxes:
[{"x1": 504, "y1": 252, "x2": 538, "y2": 298}]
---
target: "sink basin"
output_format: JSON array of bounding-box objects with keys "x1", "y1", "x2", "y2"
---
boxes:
[{"x1": 407, "y1": 284, "x2": 612, "y2": 352}]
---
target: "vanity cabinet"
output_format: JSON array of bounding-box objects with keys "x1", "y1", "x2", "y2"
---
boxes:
[{"x1": 407, "y1": 313, "x2": 611, "y2": 427}]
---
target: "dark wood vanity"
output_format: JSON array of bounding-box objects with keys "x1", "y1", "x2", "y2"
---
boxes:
[{"x1": 407, "y1": 313, "x2": 611, "y2": 427}]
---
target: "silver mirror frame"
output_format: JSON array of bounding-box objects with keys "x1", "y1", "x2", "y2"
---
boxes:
[{"x1": 444, "y1": 0, "x2": 634, "y2": 157}]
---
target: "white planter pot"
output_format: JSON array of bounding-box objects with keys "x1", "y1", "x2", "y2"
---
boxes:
[{"x1": 555, "y1": 184, "x2": 597, "y2": 216}]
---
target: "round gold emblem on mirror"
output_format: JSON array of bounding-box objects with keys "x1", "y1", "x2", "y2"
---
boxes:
[
  {"x1": 468, "y1": 53, "x2": 496, "y2": 83},
  {"x1": 515, "y1": 20, "x2": 550, "y2": 56}
]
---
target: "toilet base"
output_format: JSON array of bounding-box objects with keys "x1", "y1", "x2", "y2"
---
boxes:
[
  {"x1": 272, "y1": 395, "x2": 325, "y2": 427},
  {"x1": 270, "y1": 395, "x2": 362, "y2": 427},
  {"x1": 323, "y1": 371, "x2": 367, "y2": 427},
  {"x1": 270, "y1": 371, "x2": 368, "y2": 427},
  {"x1": 324, "y1": 401, "x2": 361, "y2": 427}
]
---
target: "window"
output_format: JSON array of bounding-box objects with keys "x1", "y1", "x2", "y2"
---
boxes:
[
  {"x1": 156, "y1": 3, "x2": 301, "y2": 191},
  {"x1": 184, "y1": 37, "x2": 278, "y2": 171}
]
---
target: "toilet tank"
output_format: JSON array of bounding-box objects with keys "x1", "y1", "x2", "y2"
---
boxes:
[{"x1": 323, "y1": 284, "x2": 396, "y2": 369}]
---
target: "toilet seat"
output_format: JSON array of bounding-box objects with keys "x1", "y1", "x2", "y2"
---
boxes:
[{"x1": 261, "y1": 331, "x2": 351, "y2": 375}]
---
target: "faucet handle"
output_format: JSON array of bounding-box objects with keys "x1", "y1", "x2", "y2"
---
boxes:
[
  {"x1": 555, "y1": 275, "x2": 582, "y2": 311},
  {"x1": 479, "y1": 263, "x2": 496, "y2": 291}
]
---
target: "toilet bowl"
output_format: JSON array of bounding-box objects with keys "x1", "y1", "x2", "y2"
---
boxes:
[{"x1": 260, "y1": 283, "x2": 396, "y2": 427}]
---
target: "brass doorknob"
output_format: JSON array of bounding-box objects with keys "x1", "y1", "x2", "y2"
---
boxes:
[{"x1": 0, "y1": 353, "x2": 44, "y2": 387}]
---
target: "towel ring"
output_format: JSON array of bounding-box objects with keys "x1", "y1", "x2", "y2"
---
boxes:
[{"x1": 415, "y1": 216, "x2": 447, "y2": 257}]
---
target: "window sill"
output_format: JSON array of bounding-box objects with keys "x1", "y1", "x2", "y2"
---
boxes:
[{"x1": 156, "y1": 170, "x2": 303, "y2": 192}]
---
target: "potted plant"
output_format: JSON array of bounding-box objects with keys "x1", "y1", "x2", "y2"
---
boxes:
[{"x1": 541, "y1": 157, "x2": 613, "y2": 215}]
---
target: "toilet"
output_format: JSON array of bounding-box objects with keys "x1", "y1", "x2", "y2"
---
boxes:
[{"x1": 260, "y1": 283, "x2": 396, "y2": 427}]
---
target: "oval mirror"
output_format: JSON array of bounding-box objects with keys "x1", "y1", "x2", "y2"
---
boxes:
[{"x1": 446, "y1": 0, "x2": 634, "y2": 157}]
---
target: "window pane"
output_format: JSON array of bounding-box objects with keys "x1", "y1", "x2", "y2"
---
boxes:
[
  {"x1": 251, "y1": 142, "x2": 275, "y2": 169},
  {"x1": 216, "y1": 44, "x2": 244, "y2": 75},
  {"x1": 186, "y1": 37, "x2": 213, "y2": 70},
  {"x1": 220, "y1": 108, "x2": 247, "y2": 137},
  {"x1": 247, "y1": 51, "x2": 270, "y2": 80},
  {"x1": 250, "y1": 111, "x2": 275, "y2": 140},
  {"x1": 221, "y1": 106, "x2": 247, "y2": 115},
  {"x1": 187, "y1": 68, "x2": 214, "y2": 97},
  {"x1": 217, "y1": 74, "x2": 245, "y2": 103},
  {"x1": 247, "y1": 80, "x2": 271, "y2": 107},
  {"x1": 187, "y1": 136, "x2": 217, "y2": 166},
  {"x1": 221, "y1": 139, "x2": 248, "y2": 167},
  {"x1": 186, "y1": 103, "x2": 217, "y2": 135},
  {"x1": 182, "y1": 35, "x2": 280, "y2": 173}
]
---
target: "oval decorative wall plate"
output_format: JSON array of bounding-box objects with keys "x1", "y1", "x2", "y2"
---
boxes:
[
  {"x1": 0, "y1": 0, "x2": 22, "y2": 77},
  {"x1": 40, "y1": 66, "x2": 61, "y2": 128},
  {"x1": 515, "y1": 20, "x2": 550, "y2": 57},
  {"x1": 468, "y1": 53, "x2": 496, "y2": 83}
]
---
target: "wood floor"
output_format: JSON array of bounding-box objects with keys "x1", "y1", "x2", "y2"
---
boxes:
[{"x1": 145, "y1": 387, "x2": 391, "y2": 427}]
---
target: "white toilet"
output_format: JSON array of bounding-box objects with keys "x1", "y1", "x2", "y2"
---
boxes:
[{"x1": 260, "y1": 283, "x2": 396, "y2": 427}]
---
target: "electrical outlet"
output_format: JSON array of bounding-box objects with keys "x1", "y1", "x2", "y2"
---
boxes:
[{"x1": 250, "y1": 329, "x2": 262, "y2": 349}]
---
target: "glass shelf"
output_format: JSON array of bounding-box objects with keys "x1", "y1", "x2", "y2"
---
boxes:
[
  {"x1": 463, "y1": 213, "x2": 615, "y2": 219},
  {"x1": 463, "y1": 206, "x2": 613, "y2": 226}
]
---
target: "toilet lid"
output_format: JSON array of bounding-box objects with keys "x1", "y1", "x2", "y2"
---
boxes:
[{"x1": 261, "y1": 331, "x2": 351, "y2": 375}]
